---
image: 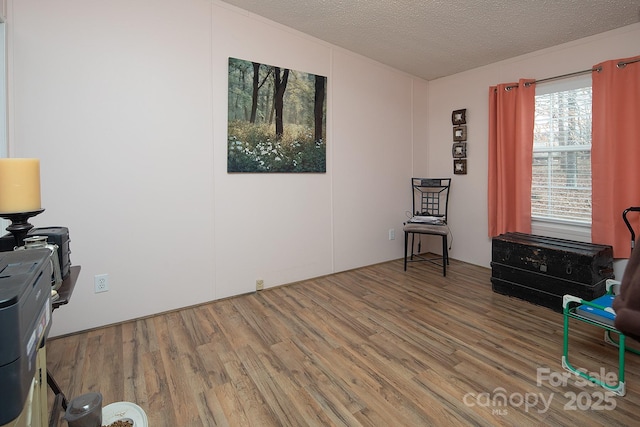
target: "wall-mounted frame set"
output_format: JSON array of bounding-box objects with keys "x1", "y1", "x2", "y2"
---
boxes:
[{"x1": 451, "y1": 109, "x2": 467, "y2": 175}]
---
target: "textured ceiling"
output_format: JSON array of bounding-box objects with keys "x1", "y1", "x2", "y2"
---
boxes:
[{"x1": 220, "y1": 0, "x2": 640, "y2": 80}]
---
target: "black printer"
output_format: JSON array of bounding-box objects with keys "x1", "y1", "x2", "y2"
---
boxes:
[{"x1": 0, "y1": 249, "x2": 52, "y2": 425}]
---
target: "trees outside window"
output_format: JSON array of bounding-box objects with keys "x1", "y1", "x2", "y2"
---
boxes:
[{"x1": 532, "y1": 79, "x2": 592, "y2": 224}]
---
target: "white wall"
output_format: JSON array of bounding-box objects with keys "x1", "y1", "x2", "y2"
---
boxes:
[
  {"x1": 8, "y1": 0, "x2": 427, "y2": 336},
  {"x1": 426, "y1": 23, "x2": 640, "y2": 272},
  {"x1": 9, "y1": 0, "x2": 639, "y2": 337}
]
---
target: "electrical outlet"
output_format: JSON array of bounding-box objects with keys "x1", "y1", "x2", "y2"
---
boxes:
[
  {"x1": 256, "y1": 279, "x2": 264, "y2": 291},
  {"x1": 389, "y1": 228, "x2": 395, "y2": 240},
  {"x1": 94, "y1": 274, "x2": 109, "y2": 293}
]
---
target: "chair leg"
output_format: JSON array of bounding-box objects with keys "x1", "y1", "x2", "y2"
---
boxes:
[
  {"x1": 404, "y1": 231, "x2": 409, "y2": 271},
  {"x1": 441, "y1": 235, "x2": 447, "y2": 276},
  {"x1": 410, "y1": 233, "x2": 416, "y2": 260},
  {"x1": 562, "y1": 305, "x2": 627, "y2": 396},
  {"x1": 618, "y1": 333, "x2": 626, "y2": 388},
  {"x1": 445, "y1": 237, "x2": 450, "y2": 265},
  {"x1": 405, "y1": 231, "x2": 450, "y2": 276}
]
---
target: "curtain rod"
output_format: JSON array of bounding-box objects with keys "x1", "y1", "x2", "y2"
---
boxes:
[{"x1": 503, "y1": 57, "x2": 640, "y2": 91}]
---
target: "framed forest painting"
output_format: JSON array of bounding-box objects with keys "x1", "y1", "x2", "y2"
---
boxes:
[{"x1": 228, "y1": 57, "x2": 327, "y2": 173}]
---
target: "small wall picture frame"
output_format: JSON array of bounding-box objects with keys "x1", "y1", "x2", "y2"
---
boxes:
[
  {"x1": 453, "y1": 125, "x2": 467, "y2": 141},
  {"x1": 452, "y1": 109, "x2": 466, "y2": 125},
  {"x1": 452, "y1": 142, "x2": 467, "y2": 158},
  {"x1": 453, "y1": 159, "x2": 467, "y2": 175}
]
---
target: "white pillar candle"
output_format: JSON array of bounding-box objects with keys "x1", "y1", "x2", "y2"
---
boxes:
[{"x1": 0, "y1": 158, "x2": 42, "y2": 213}]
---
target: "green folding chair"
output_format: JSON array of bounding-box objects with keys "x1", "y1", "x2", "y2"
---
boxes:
[
  {"x1": 562, "y1": 279, "x2": 640, "y2": 396},
  {"x1": 562, "y1": 207, "x2": 640, "y2": 396}
]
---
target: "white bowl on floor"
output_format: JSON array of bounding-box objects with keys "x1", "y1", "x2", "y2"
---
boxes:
[{"x1": 102, "y1": 402, "x2": 148, "y2": 427}]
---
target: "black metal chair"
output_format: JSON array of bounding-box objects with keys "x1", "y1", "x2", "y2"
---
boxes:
[{"x1": 403, "y1": 178, "x2": 451, "y2": 276}]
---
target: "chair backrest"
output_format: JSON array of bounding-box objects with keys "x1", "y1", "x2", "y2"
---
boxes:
[
  {"x1": 623, "y1": 207, "x2": 640, "y2": 250},
  {"x1": 411, "y1": 178, "x2": 451, "y2": 221}
]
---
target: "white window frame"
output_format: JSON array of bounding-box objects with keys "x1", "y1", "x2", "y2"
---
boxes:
[
  {"x1": 531, "y1": 75, "x2": 592, "y2": 242},
  {"x1": 0, "y1": 21, "x2": 7, "y2": 233}
]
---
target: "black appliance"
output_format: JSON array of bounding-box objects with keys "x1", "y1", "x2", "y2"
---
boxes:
[
  {"x1": 0, "y1": 249, "x2": 53, "y2": 425},
  {"x1": 0, "y1": 226, "x2": 71, "y2": 279}
]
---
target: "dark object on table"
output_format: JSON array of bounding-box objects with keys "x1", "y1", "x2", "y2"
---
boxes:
[
  {"x1": 30, "y1": 226, "x2": 72, "y2": 279},
  {"x1": 0, "y1": 231, "x2": 15, "y2": 251},
  {"x1": 0, "y1": 226, "x2": 71, "y2": 279}
]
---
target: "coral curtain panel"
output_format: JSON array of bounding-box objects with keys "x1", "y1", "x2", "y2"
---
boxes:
[
  {"x1": 591, "y1": 55, "x2": 640, "y2": 258},
  {"x1": 488, "y1": 79, "x2": 536, "y2": 237}
]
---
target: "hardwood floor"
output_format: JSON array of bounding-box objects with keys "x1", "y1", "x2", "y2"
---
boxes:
[{"x1": 47, "y1": 257, "x2": 640, "y2": 426}]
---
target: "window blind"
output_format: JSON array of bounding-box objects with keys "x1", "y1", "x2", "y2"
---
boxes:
[{"x1": 532, "y1": 83, "x2": 592, "y2": 223}]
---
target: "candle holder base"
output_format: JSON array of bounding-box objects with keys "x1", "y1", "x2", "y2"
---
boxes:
[{"x1": 0, "y1": 209, "x2": 45, "y2": 247}]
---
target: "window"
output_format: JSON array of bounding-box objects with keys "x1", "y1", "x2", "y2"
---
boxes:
[
  {"x1": 0, "y1": 22, "x2": 7, "y2": 233},
  {"x1": 532, "y1": 76, "x2": 592, "y2": 226}
]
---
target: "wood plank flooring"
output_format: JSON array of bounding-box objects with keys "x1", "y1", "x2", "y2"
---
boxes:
[{"x1": 46, "y1": 257, "x2": 640, "y2": 426}]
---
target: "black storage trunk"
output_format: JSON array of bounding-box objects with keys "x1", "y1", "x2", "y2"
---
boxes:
[{"x1": 491, "y1": 232, "x2": 614, "y2": 312}]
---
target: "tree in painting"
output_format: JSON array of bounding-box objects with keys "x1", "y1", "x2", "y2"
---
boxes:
[{"x1": 228, "y1": 57, "x2": 327, "y2": 173}]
